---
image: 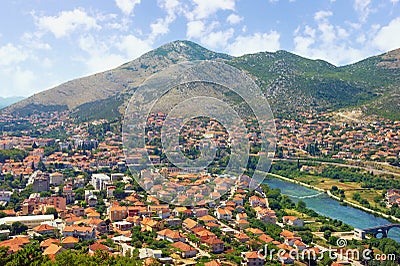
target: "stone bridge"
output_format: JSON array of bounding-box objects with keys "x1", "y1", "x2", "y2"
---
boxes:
[{"x1": 354, "y1": 224, "x2": 400, "y2": 239}]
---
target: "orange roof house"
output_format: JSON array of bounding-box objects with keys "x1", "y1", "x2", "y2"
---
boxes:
[
  {"x1": 33, "y1": 224, "x2": 56, "y2": 235},
  {"x1": 40, "y1": 238, "x2": 60, "y2": 249},
  {"x1": 205, "y1": 260, "x2": 222, "y2": 266},
  {"x1": 43, "y1": 243, "x2": 65, "y2": 261},
  {"x1": 203, "y1": 237, "x2": 224, "y2": 253},
  {"x1": 1, "y1": 209, "x2": 16, "y2": 216},
  {"x1": 183, "y1": 218, "x2": 200, "y2": 231},
  {"x1": 171, "y1": 241, "x2": 197, "y2": 258},
  {"x1": 61, "y1": 236, "x2": 79, "y2": 249},
  {"x1": 0, "y1": 237, "x2": 30, "y2": 254},
  {"x1": 88, "y1": 243, "x2": 110, "y2": 255}
]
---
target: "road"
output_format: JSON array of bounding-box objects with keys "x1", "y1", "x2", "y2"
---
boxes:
[
  {"x1": 274, "y1": 158, "x2": 400, "y2": 177},
  {"x1": 186, "y1": 239, "x2": 211, "y2": 258}
]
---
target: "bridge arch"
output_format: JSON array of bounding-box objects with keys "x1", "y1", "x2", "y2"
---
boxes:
[{"x1": 355, "y1": 224, "x2": 400, "y2": 239}]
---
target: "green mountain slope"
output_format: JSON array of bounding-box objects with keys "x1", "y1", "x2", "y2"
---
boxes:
[
  {"x1": 4, "y1": 41, "x2": 400, "y2": 120},
  {"x1": 229, "y1": 49, "x2": 399, "y2": 118}
]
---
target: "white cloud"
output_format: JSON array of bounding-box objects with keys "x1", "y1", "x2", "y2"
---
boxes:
[
  {"x1": 36, "y1": 9, "x2": 100, "y2": 38},
  {"x1": 293, "y1": 35, "x2": 315, "y2": 54},
  {"x1": 0, "y1": 65, "x2": 37, "y2": 97},
  {"x1": 150, "y1": 18, "x2": 171, "y2": 40},
  {"x1": 314, "y1": 10, "x2": 333, "y2": 21},
  {"x1": 160, "y1": 0, "x2": 181, "y2": 16},
  {"x1": 356, "y1": 34, "x2": 366, "y2": 44},
  {"x1": 12, "y1": 67, "x2": 37, "y2": 96},
  {"x1": 106, "y1": 17, "x2": 131, "y2": 31},
  {"x1": 226, "y1": 14, "x2": 243, "y2": 25},
  {"x1": 336, "y1": 26, "x2": 349, "y2": 39},
  {"x1": 148, "y1": 0, "x2": 181, "y2": 41},
  {"x1": 186, "y1": 20, "x2": 234, "y2": 49},
  {"x1": 390, "y1": 0, "x2": 399, "y2": 4},
  {"x1": 21, "y1": 32, "x2": 51, "y2": 50},
  {"x1": 116, "y1": 34, "x2": 153, "y2": 60},
  {"x1": 226, "y1": 31, "x2": 280, "y2": 56},
  {"x1": 304, "y1": 25, "x2": 316, "y2": 37},
  {"x1": 186, "y1": 0, "x2": 235, "y2": 20},
  {"x1": 293, "y1": 20, "x2": 371, "y2": 65},
  {"x1": 353, "y1": 0, "x2": 372, "y2": 22},
  {"x1": 186, "y1": 20, "x2": 205, "y2": 39},
  {"x1": 346, "y1": 21, "x2": 362, "y2": 30},
  {"x1": 78, "y1": 33, "x2": 152, "y2": 74},
  {"x1": 318, "y1": 21, "x2": 336, "y2": 43},
  {"x1": 0, "y1": 43, "x2": 36, "y2": 96},
  {"x1": 77, "y1": 35, "x2": 127, "y2": 73},
  {"x1": 115, "y1": 0, "x2": 141, "y2": 15},
  {"x1": 373, "y1": 17, "x2": 400, "y2": 51},
  {"x1": 0, "y1": 44, "x2": 29, "y2": 66},
  {"x1": 201, "y1": 28, "x2": 234, "y2": 49}
]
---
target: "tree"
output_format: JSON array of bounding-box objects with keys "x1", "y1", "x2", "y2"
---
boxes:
[
  {"x1": 38, "y1": 160, "x2": 47, "y2": 171},
  {"x1": 113, "y1": 188, "x2": 126, "y2": 199},
  {"x1": 74, "y1": 188, "x2": 85, "y2": 201},
  {"x1": 298, "y1": 230, "x2": 313, "y2": 244},
  {"x1": 11, "y1": 222, "x2": 28, "y2": 235},
  {"x1": 45, "y1": 207, "x2": 58, "y2": 219},
  {"x1": 328, "y1": 236, "x2": 339, "y2": 246},
  {"x1": 323, "y1": 230, "x2": 331, "y2": 240},
  {"x1": 353, "y1": 192, "x2": 361, "y2": 202},
  {"x1": 296, "y1": 200, "x2": 307, "y2": 210},
  {"x1": 40, "y1": 191, "x2": 51, "y2": 197},
  {"x1": 318, "y1": 252, "x2": 333, "y2": 266},
  {"x1": 0, "y1": 246, "x2": 11, "y2": 265},
  {"x1": 8, "y1": 243, "x2": 49, "y2": 266}
]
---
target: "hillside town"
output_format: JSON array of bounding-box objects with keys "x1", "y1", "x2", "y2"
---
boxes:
[
  {"x1": 0, "y1": 168, "x2": 325, "y2": 265},
  {"x1": 0, "y1": 110, "x2": 399, "y2": 265}
]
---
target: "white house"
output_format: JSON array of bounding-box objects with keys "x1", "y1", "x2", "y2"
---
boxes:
[
  {"x1": 91, "y1": 173, "x2": 111, "y2": 190},
  {"x1": 283, "y1": 216, "x2": 304, "y2": 227},
  {"x1": 214, "y1": 208, "x2": 232, "y2": 220},
  {"x1": 49, "y1": 172, "x2": 64, "y2": 186}
]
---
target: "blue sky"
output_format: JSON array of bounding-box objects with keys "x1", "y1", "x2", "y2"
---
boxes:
[{"x1": 0, "y1": 0, "x2": 399, "y2": 97}]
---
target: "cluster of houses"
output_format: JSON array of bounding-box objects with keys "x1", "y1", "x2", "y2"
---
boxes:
[
  {"x1": 137, "y1": 169, "x2": 236, "y2": 206},
  {"x1": 386, "y1": 189, "x2": 400, "y2": 207},
  {"x1": 1, "y1": 109, "x2": 396, "y2": 265},
  {"x1": 0, "y1": 168, "x2": 322, "y2": 265},
  {"x1": 276, "y1": 112, "x2": 400, "y2": 162}
]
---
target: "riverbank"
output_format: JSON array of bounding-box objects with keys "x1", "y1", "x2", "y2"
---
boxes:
[
  {"x1": 266, "y1": 173, "x2": 400, "y2": 224},
  {"x1": 273, "y1": 158, "x2": 400, "y2": 177}
]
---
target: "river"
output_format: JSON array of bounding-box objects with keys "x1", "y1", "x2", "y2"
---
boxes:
[{"x1": 264, "y1": 177, "x2": 400, "y2": 242}]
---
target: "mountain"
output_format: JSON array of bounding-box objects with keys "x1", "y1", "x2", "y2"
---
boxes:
[
  {"x1": 4, "y1": 40, "x2": 400, "y2": 120},
  {"x1": 229, "y1": 49, "x2": 400, "y2": 118},
  {"x1": 0, "y1": 96, "x2": 25, "y2": 109},
  {"x1": 6, "y1": 41, "x2": 231, "y2": 119}
]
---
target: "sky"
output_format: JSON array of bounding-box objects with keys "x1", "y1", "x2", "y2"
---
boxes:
[{"x1": 0, "y1": 0, "x2": 399, "y2": 98}]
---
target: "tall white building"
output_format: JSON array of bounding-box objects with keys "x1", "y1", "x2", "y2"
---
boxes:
[{"x1": 91, "y1": 173, "x2": 111, "y2": 190}]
